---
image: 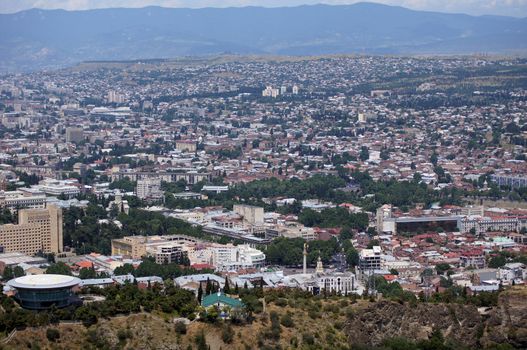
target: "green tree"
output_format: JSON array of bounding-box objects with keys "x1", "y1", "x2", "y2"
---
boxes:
[
  {"x1": 2, "y1": 266, "x2": 14, "y2": 280},
  {"x1": 359, "y1": 146, "x2": 370, "y2": 161},
  {"x1": 488, "y1": 255, "x2": 507, "y2": 268},
  {"x1": 46, "y1": 262, "x2": 72, "y2": 276},
  {"x1": 79, "y1": 267, "x2": 97, "y2": 279},
  {"x1": 13, "y1": 266, "x2": 25, "y2": 277}
]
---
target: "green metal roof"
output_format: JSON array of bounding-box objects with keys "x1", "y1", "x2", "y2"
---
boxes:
[{"x1": 201, "y1": 292, "x2": 244, "y2": 308}]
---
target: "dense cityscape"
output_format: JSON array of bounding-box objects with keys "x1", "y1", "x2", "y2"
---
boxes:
[{"x1": 0, "y1": 54, "x2": 526, "y2": 349}]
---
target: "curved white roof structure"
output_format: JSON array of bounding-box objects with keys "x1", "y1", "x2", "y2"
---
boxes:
[{"x1": 7, "y1": 274, "x2": 81, "y2": 290}]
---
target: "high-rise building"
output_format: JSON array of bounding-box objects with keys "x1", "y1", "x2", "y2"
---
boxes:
[
  {"x1": 0, "y1": 205, "x2": 63, "y2": 255},
  {"x1": 65, "y1": 127, "x2": 84, "y2": 143}
]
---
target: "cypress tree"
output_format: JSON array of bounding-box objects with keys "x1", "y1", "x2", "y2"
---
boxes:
[
  {"x1": 224, "y1": 277, "x2": 230, "y2": 294},
  {"x1": 197, "y1": 284, "x2": 203, "y2": 303}
]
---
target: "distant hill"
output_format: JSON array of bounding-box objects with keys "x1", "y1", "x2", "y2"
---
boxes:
[{"x1": 1, "y1": 2, "x2": 526, "y2": 72}]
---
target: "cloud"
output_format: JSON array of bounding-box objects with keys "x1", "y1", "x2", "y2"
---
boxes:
[{"x1": 0, "y1": 0, "x2": 526, "y2": 16}]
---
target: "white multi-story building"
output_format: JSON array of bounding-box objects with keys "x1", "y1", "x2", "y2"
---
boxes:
[
  {"x1": 262, "y1": 86, "x2": 279, "y2": 98},
  {"x1": 292, "y1": 85, "x2": 299, "y2": 94},
  {"x1": 0, "y1": 190, "x2": 47, "y2": 212},
  {"x1": 136, "y1": 178, "x2": 162, "y2": 200},
  {"x1": 359, "y1": 246, "x2": 382, "y2": 273},
  {"x1": 282, "y1": 260, "x2": 357, "y2": 295},
  {"x1": 107, "y1": 90, "x2": 125, "y2": 104},
  {"x1": 460, "y1": 216, "x2": 519, "y2": 235},
  {"x1": 212, "y1": 244, "x2": 265, "y2": 271},
  {"x1": 233, "y1": 204, "x2": 264, "y2": 225},
  {"x1": 33, "y1": 179, "x2": 80, "y2": 198}
]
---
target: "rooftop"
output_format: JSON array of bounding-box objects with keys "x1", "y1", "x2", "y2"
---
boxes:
[{"x1": 7, "y1": 274, "x2": 81, "y2": 289}]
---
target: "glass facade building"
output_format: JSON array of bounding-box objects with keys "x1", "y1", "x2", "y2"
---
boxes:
[{"x1": 7, "y1": 274, "x2": 81, "y2": 310}]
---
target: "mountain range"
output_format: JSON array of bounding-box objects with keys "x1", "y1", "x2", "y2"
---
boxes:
[{"x1": 1, "y1": 2, "x2": 526, "y2": 72}]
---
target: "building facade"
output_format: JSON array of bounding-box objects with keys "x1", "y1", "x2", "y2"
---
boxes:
[
  {"x1": 0, "y1": 205, "x2": 63, "y2": 255},
  {"x1": 136, "y1": 178, "x2": 162, "y2": 200},
  {"x1": 155, "y1": 245, "x2": 188, "y2": 265},
  {"x1": 111, "y1": 236, "x2": 147, "y2": 259},
  {"x1": 0, "y1": 190, "x2": 47, "y2": 212}
]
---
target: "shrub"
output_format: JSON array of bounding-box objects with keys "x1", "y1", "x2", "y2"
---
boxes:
[
  {"x1": 46, "y1": 328, "x2": 60, "y2": 342},
  {"x1": 117, "y1": 329, "x2": 132, "y2": 342},
  {"x1": 174, "y1": 321, "x2": 187, "y2": 335},
  {"x1": 222, "y1": 324, "x2": 234, "y2": 344},
  {"x1": 275, "y1": 298, "x2": 288, "y2": 307},
  {"x1": 303, "y1": 332, "x2": 315, "y2": 345},
  {"x1": 308, "y1": 309, "x2": 320, "y2": 319},
  {"x1": 280, "y1": 313, "x2": 294, "y2": 328},
  {"x1": 334, "y1": 320, "x2": 344, "y2": 330}
]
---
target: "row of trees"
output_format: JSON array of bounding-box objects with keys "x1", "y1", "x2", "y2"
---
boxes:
[
  {"x1": 299, "y1": 207, "x2": 368, "y2": 230},
  {"x1": 63, "y1": 203, "x2": 204, "y2": 255}
]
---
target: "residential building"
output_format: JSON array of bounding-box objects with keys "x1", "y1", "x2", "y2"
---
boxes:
[
  {"x1": 359, "y1": 246, "x2": 382, "y2": 272},
  {"x1": 155, "y1": 244, "x2": 188, "y2": 265},
  {"x1": 136, "y1": 178, "x2": 162, "y2": 200}
]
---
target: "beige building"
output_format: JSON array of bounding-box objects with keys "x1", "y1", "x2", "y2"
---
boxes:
[
  {"x1": 0, "y1": 205, "x2": 63, "y2": 255},
  {"x1": 111, "y1": 236, "x2": 147, "y2": 259},
  {"x1": 175, "y1": 140, "x2": 197, "y2": 153},
  {"x1": 233, "y1": 204, "x2": 264, "y2": 225}
]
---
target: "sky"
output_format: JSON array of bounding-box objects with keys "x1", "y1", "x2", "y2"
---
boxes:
[{"x1": 0, "y1": 0, "x2": 526, "y2": 17}]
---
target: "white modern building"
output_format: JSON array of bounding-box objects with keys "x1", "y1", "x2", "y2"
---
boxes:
[
  {"x1": 359, "y1": 246, "x2": 382, "y2": 274},
  {"x1": 33, "y1": 178, "x2": 80, "y2": 198},
  {"x1": 212, "y1": 244, "x2": 266, "y2": 272}
]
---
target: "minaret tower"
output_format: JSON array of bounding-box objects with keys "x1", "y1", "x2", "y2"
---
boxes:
[
  {"x1": 303, "y1": 243, "x2": 308, "y2": 274},
  {"x1": 315, "y1": 255, "x2": 324, "y2": 274}
]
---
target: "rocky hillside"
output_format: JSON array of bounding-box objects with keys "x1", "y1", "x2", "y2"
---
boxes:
[
  {"x1": 346, "y1": 300, "x2": 483, "y2": 347},
  {"x1": 482, "y1": 287, "x2": 527, "y2": 348},
  {"x1": 346, "y1": 287, "x2": 527, "y2": 348}
]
